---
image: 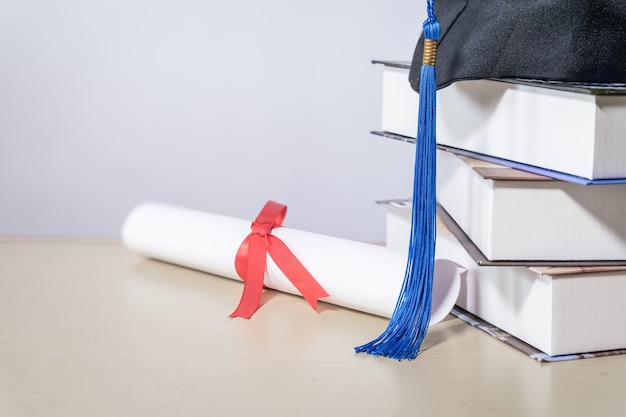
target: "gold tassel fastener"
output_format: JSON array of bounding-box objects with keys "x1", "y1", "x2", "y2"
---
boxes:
[{"x1": 422, "y1": 39, "x2": 438, "y2": 66}]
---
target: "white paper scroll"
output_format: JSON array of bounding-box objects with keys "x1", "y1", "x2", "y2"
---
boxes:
[{"x1": 121, "y1": 202, "x2": 461, "y2": 325}]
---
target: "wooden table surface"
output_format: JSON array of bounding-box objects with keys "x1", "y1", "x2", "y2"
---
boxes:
[{"x1": 1, "y1": 239, "x2": 625, "y2": 417}]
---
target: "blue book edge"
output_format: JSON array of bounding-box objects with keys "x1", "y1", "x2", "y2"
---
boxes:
[{"x1": 370, "y1": 131, "x2": 626, "y2": 185}]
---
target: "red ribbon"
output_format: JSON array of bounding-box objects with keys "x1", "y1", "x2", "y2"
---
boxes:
[{"x1": 230, "y1": 200, "x2": 330, "y2": 319}]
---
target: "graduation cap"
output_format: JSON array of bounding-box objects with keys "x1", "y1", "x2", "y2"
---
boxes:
[
  {"x1": 356, "y1": 0, "x2": 626, "y2": 361},
  {"x1": 409, "y1": 0, "x2": 626, "y2": 91}
]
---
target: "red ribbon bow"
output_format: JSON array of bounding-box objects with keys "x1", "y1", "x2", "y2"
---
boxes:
[{"x1": 230, "y1": 200, "x2": 330, "y2": 319}]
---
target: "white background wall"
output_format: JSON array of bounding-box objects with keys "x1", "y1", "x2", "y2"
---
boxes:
[{"x1": 0, "y1": 0, "x2": 424, "y2": 242}]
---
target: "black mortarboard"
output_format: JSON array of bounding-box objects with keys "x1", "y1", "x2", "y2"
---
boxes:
[{"x1": 409, "y1": 0, "x2": 626, "y2": 91}]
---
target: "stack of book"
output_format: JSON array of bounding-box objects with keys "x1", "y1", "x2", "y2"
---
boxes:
[{"x1": 372, "y1": 60, "x2": 626, "y2": 359}]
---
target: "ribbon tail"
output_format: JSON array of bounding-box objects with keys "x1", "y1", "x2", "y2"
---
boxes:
[
  {"x1": 230, "y1": 235, "x2": 267, "y2": 319},
  {"x1": 234, "y1": 235, "x2": 252, "y2": 280},
  {"x1": 267, "y1": 236, "x2": 329, "y2": 310}
]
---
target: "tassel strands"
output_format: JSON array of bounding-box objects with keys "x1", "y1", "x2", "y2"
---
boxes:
[{"x1": 354, "y1": 2, "x2": 440, "y2": 361}]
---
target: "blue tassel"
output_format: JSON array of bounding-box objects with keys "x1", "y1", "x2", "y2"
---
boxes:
[{"x1": 355, "y1": 2, "x2": 440, "y2": 361}]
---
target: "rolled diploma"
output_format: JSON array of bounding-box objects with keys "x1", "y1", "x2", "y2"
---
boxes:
[{"x1": 121, "y1": 202, "x2": 461, "y2": 324}]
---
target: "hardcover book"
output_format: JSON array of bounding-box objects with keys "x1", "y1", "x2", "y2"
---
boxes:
[
  {"x1": 436, "y1": 149, "x2": 626, "y2": 262},
  {"x1": 376, "y1": 60, "x2": 626, "y2": 181}
]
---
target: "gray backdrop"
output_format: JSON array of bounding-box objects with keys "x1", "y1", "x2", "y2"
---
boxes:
[{"x1": 0, "y1": 0, "x2": 424, "y2": 242}]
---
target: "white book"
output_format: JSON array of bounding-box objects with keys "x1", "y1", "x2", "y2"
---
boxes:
[
  {"x1": 436, "y1": 149, "x2": 626, "y2": 261},
  {"x1": 378, "y1": 61, "x2": 626, "y2": 180},
  {"x1": 439, "y1": 228, "x2": 626, "y2": 357},
  {"x1": 378, "y1": 199, "x2": 626, "y2": 357}
]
